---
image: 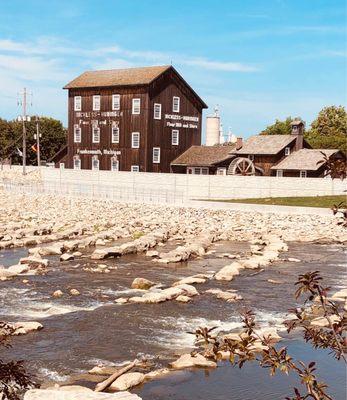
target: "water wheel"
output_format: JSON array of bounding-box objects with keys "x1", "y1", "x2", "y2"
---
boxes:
[{"x1": 228, "y1": 157, "x2": 255, "y2": 175}]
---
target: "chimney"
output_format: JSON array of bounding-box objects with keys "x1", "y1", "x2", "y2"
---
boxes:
[
  {"x1": 236, "y1": 137, "x2": 243, "y2": 150},
  {"x1": 291, "y1": 119, "x2": 305, "y2": 151}
]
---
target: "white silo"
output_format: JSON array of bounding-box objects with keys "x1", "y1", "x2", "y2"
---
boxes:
[{"x1": 205, "y1": 106, "x2": 220, "y2": 146}]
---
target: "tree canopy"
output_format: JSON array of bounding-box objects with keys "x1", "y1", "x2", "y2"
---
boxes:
[
  {"x1": 0, "y1": 117, "x2": 67, "y2": 165},
  {"x1": 260, "y1": 106, "x2": 346, "y2": 152}
]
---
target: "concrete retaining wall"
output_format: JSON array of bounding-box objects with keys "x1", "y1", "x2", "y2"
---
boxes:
[{"x1": 3, "y1": 166, "x2": 345, "y2": 200}]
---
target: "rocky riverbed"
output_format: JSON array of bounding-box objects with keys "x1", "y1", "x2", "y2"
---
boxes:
[{"x1": 0, "y1": 191, "x2": 346, "y2": 399}]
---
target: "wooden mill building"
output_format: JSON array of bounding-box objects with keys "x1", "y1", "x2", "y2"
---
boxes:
[{"x1": 62, "y1": 65, "x2": 207, "y2": 172}]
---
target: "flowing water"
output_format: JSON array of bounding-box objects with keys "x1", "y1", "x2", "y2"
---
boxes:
[{"x1": 0, "y1": 240, "x2": 346, "y2": 399}]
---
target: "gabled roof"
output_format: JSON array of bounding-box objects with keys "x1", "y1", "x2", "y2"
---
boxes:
[
  {"x1": 171, "y1": 145, "x2": 236, "y2": 167},
  {"x1": 271, "y1": 149, "x2": 341, "y2": 171},
  {"x1": 64, "y1": 65, "x2": 171, "y2": 89},
  {"x1": 231, "y1": 135, "x2": 296, "y2": 155}
]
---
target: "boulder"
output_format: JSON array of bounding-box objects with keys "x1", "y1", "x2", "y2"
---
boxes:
[
  {"x1": 52, "y1": 290, "x2": 64, "y2": 298},
  {"x1": 60, "y1": 253, "x2": 74, "y2": 262},
  {"x1": 39, "y1": 245, "x2": 63, "y2": 256},
  {"x1": 70, "y1": 288, "x2": 80, "y2": 296},
  {"x1": 170, "y1": 353, "x2": 216, "y2": 370},
  {"x1": 131, "y1": 278, "x2": 155, "y2": 290},
  {"x1": 287, "y1": 257, "x2": 301, "y2": 263},
  {"x1": 109, "y1": 372, "x2": 145, "y2": 391},
  {"x1": 331, "y1": 289, "x2": 347, "y2": 301},
  {"x1": 88, "y1": 366, "x2": 119, "y2": 376},
  {"x1": 215, "y1": 262, "x2": 243, "y2": 281},
  {"x1": 24, "y1": 389, "x2": 142, "y2": 399},
  {"x1": 241, "y1": 259, "x2": 259, "y2": 269},
  {"x1": 12, "y1": 321, "x2": 43, "y2": 335},
  {"x1": 311, "y1": 315, "x2": 341, "y2": 327},
  {"x1": 20, "y1": 256, "x2": 49, "y2": 268},
  {"x1": 206, "y1": 289, "x2": 242, "y2": 302},
  {"x1": 145, "y1": 368, "x2": 170, "y2": 380},
  {"x1": 176, "y1": 295, "x2": 191, "y2": 303},
  {"x1": 172, "y1": 276, "x2": 206, "y2": 286},
  {"x1": 0, "y1": 267, "x2": 18, "y2": 278},
  {"x1": 115, "y1": 298, "x2": 128, "y2": 304},
  {"x1": 145, "y1": 250, "x2": 159, "y2": 257},
  {"x1": 8, "y1": 264, "x2": 29, "y2": 275}
]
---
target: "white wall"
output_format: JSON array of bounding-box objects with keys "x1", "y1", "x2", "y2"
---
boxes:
[{"x1": 35, "y1": 168, "x2": 347, "y2": 200}]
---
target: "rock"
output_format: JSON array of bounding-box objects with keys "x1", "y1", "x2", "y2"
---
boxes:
[
  {"x1": 0, "y1": 267, "x2": 17, "y2": 278},
  {"x1": 241, "y1": 259, "x2": 259, "y2": 269},
  {"x1": 8, "y1": 264, "x2": 29, "y2": 275},
  {"x1": 145, "y1": 250, "x2": 159, "y2": 257},
  {"x1": 311, "y1": 315, "x2": 341, "y2": 327},
  {"x1": 115, "y1": 298, "x2": 128, "y2": 304},
  {"x1": 20, "y1": 256, "x2": 49, "y2": 268},
  {"x1": 70, "y1": 288, "x2": 80, "y2": 296},
  {"x1": 170, "y1": 353, "x2": 216, "y2": 370},
  {"x1": 88, "y1": 366, "x2": 119, "y2": 376},
  {"x1": 60, "y1": 253, "x2": 74, "y2": 262},
  {"x1": 254, "y1": 327, "x2": 282, "y2": 341},
  {"x1": 131, "y1": 278, "x2": 155, "y2": 290},
  {"x1": 206, "y1": 289, "x2": 242, "y2": 302},
  {"x1": 215, "y1": 262, "x2": 243, "y2": 281},
  {"x1": 39, "y1": 245, "x2": 63, "y2": 256},
  {"x1": 52, "y1": 290, "x2": 64, "y2": 298},
  {"x1": 58, "y1": 386, "x2": 93, "y2": 392},
  {"x1": 331, "y1": 288, "x2": 347, "y2": 301},
  {"x1": 24, "y1": 389, "x2": 142, "y2": 399},
  {"x1": 145, "y1": 368, "x2": 170, "y2": 380},
  {"x1": 176, "y1": 295, "x2": 191, "y2": 303},
  {"x1": 73, "y1": 251, "x2": 83, "y2": 257},
  {"x1": 172, "y1": 276, "x2": 206, "y2": 286},
  {"x1": 109, "y1": 372, "x2": 145, "y2": 391},
  {"x1": 267, "y1": 279, "x2": 283, "y2": 284},
  {"x1": 22, "y1": 279, "x2": 29, "y2": 284},
  {"x1": 96, "y1": 239, "x2": 106, "y2": 246},
  {"x1": 287, "y1": 257, "x2": 301, "y2": 262},
  {"x1": 12, "y1": 321, "x2": 43, "y2": 335}
]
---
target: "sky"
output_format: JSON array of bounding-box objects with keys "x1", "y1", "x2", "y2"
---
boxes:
[{"x1": 0, "y1": 0, "x2": 346, "y2": 140}]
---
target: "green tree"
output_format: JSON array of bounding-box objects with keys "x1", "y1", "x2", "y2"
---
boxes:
[
  {"x1": 9, "y1": 117, "x2": 67, "y2": 165},
  {"x1": 260, "y1": 117, "x2": 298, "y2": 135},
  {"x1": 305, "y1": 106, "x2": 347, "y2": 152}
]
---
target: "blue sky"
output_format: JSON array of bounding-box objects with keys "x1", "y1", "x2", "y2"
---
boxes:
[{"x1": 0, "y1": 0, "x2": 345, "y2": 140}]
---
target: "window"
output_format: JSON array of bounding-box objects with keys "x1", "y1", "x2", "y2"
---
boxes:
[
  {"x1": 173, "y1": 96, "x2": 180, "y2": 113},
  {"x1": 112, "y1": 94, "x2": 120, "y2": 110},
  {"x1": 59, "y1": 163, "x2": 65, "y2": 170},
  {"x1": 132, "y1": 132, "x2": 140, "y2": 148},
  {"x1": 73, "y1": 157, "x2": 81, "y2": 170},
  {"x1": 285, "y1": 147, "x2": 290, "y2": 156},
  {"x1": 112, "y1": 126, "x2": 120, "y2": 143},
  {"x1": 132, "y1": 98, "x2": 141, "y2": 114},
  {"x1": 276, "y1": 170, "x2": 283, "y2": 177},
  {"x1": 131, "y1": 165, "x2": 139, "y2": 172},
  {"x1": 92, "y1": 156, "x2": 99, "y2": 170},
  {"x1": 153, "y1": 147, "x2": 160, "y2": 164},
  {"x1": 217, "y1": 168, "x2": 226, "y2": 175},
  {"x1": 172, "y1": 129, "x2": 179, "y2": 145},
  {"x1": 154, "y1": 103, "x2": 162, "y2": 119},
  {"x1": 93, "y1": 95, "x2": 100, "y2": 111},
  {"x1": 300, "y1": 170, "x2": 307, "y2": 178},
  {"x1": 74, "y1": 125, "x2": 81, "y2": 143},
  {"x1": 92, "y1": 126, "x2": 100, "y2": 143},
  {"x1": 111, "y1": 157, "x2": 119, "y2": 171},
  {"x1": 248, "y1": 154, "x2": 255, "y2": 161},
  {"x1": 74, "y1": 96, "x2": 81, "y2": 111},
  {"x1": 189, "y1": 167, "x2": 209, "y2": 175}
]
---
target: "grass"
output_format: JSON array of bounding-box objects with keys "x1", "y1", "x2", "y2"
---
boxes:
[{"x1": 202, "y1": 195, "x2": 346, "y2": 208}]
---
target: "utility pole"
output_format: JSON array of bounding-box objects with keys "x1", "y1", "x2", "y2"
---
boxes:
[
  {"x1": 18, "y1": 88, "x2": 31, "y2": 175},
  {"x1": 35, "y1": 116, "x2": 41, "y2": 167}
]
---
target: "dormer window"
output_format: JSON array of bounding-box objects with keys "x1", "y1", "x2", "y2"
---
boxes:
[
  {"x1": 285, "y1": 147, "x2": 290, "y2": 156},
  {"x1": 292, "y1": 125, "x2": 298, "y2": 132}
]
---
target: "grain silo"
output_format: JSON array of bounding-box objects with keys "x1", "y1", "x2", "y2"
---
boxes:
[{"x1": 205, "y1": 106, "x2": 220, "y2": 146}]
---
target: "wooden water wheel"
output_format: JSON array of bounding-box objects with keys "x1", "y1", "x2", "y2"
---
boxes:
[{"x1": 227, "y1": 157, "x2": 255, "y2": 175}]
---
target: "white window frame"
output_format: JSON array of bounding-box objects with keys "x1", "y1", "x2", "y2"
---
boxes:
[
  {"x1": 92, "y1": 126, "x2": 100, "y2": 143},
  {"x1": 59, "y1": 162, "x2": 65, "y2": 170},
  {"x1": 74, "y1": 125, "x2": 81, "y2": 143},
  {"x1": 92, "y1": 156, "x2": 99, "y2": 171},
  {"x1": 173, "y1": 96, "x2": 180, "y2": 113},
  {"x1": 172, "y1": 129, "x2": 179, "y2": 145},
  {"x1": 189, "y1": 167, "x2": 209, "y2": 175},
  {"x1": 300, "y1": 170, "x2": 307, "y2": 178},
  {"x1": 276, "y1": 170, "x2": 283, "y2": 177},
  {"x1": 73, "y1": 157, "x2": 81, "y2": 170},
  {"x1": 74, "y1": 96, "x2": 81, "y2": 111},
  {"x1": 111, "y1": 157, "x2": 119, "y2": 171},
  {"x1": 132, "y1": 98, "x2": 141, "y2": 114},
  {"x1": 111, "y1": 126, "x2": 120, "y2": 144},
  {"x1": 154, "y1": 103, "x2": 162, "y2": 120},
  {"x1": 153, "y1": 147, "x2": 160, "y2": 164},
  {"x1": 112, "y1": 94, "x2": 120, "y2": 110},
  {"x1": 284, "y1": 147, "x2": 290, "y2": 156},
  {"x1": 92, "y1": 95, "x2": 101, "y2": 111},
  {"x1": 131, "y1": 132, "x2": 140, "y2": 148},
  {"x1": 131, "y1": 165, "x2": 140, "y2": 172},
  {"x1": 216, "y1": 167, "x2": 226, "y2": 176}
]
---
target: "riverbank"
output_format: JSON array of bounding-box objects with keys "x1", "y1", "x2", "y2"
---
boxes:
[{"x1": 0, "y1": 191, "x2": 346, "y2": 399}]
